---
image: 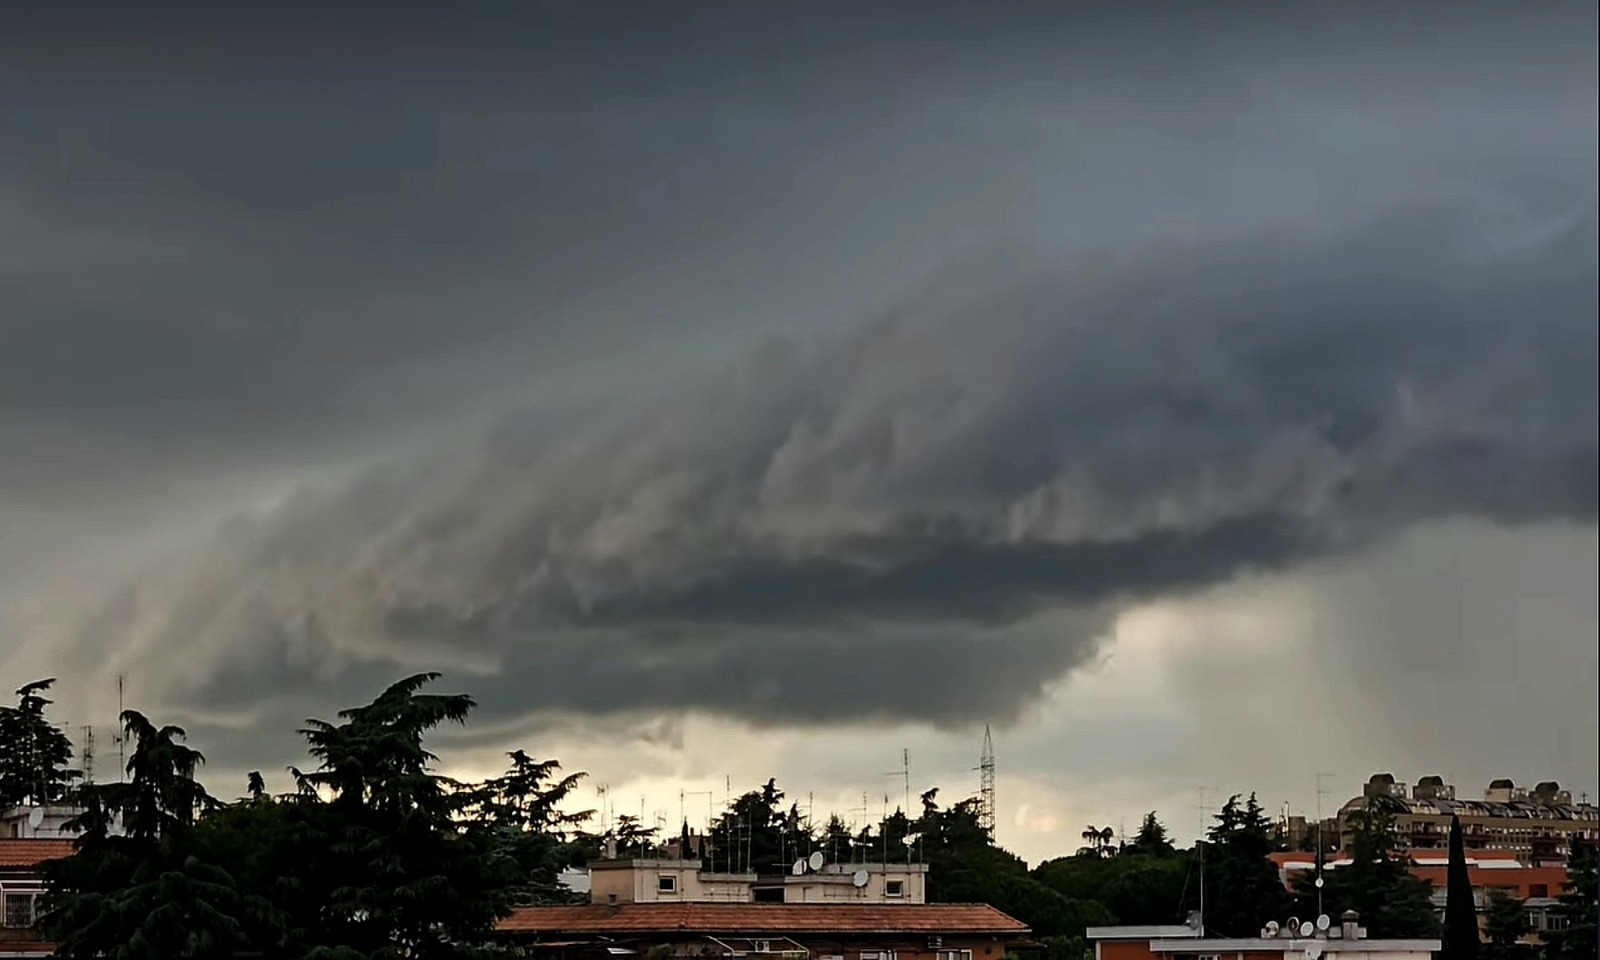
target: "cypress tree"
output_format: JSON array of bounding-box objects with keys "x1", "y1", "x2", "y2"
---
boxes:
[{"x1": 1443, "y1": 815, "x2": 1480, "y2": 960}]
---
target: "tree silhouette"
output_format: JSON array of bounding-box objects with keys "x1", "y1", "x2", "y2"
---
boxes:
[
  {"x1": 1443, "y1": 815, "x2": 1480, "y2": 960},
  {"x1": 0, "y1": 678, "x2": 79, "y2": 808}
]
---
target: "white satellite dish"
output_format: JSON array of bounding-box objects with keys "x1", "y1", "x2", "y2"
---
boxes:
[
  {"x1": 851, "y1": 870, "x2": 869, "y2": 888},
  {"x1": 808, "y1": 851, "x2": 825, "y2": 871},
  {"x1": 1316, "y1": 915, "x2": 1331, "y2": 932},
  {"x1": 1299, "y1": 922, "x2": 1315, "y2": 938},
  {"x1": 1265, "y1": 922, "x2": 1280, "y2": 937},
  {"x1": 1287, "y1": 918, "x2": 1300, "y2": 936},
  {"x1": 791, "y1": 859, "x2": 806, "y2": 876},
  {"x1": 27, "y1": 808, "x2": 45, "y2": 829}
]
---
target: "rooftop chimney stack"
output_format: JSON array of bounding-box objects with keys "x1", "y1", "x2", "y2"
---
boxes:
[{"x1": 1340, "y1": 910, "x2": 1362, "y2": 941}]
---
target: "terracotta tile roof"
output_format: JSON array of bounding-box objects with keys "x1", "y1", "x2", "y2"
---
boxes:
[
  {"x1": 0, "y1": 839, "x2": 73, "y2": 869},
  {"x1": 499, "y1": 903, "x2": 1029, "y2": 936}
]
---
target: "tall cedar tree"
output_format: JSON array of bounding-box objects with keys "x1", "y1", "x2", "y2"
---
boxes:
[
  {"x1": 1203, "y1": 793, "x2": 1290, "y2": 937},
  {"x1": 1294, "y1": 800, "x2": 1438, "y2": 937},
  {"x1": 1443, "y1": 815, "x2": 1481, "y2": 960},
  {"x1": 0, "y1": 678, "x2": 80, "y2": 808},
  {"x1": 41, "y1": 711, "x2": 271, "y2": 958},
  {"x1": 1544, "y1": 837, "x2": 1598, "y2": 960}
]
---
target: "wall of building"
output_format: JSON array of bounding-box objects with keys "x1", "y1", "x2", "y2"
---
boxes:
[
  {"x1": 586, "y1": 860, "x2": 928, "y2": 905},
  {"x1": 590, "y1": 860, "x2": 759, "y2": 904}
]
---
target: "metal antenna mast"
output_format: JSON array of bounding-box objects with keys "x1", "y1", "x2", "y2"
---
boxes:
[{"x1": 978, "y1": 725, "x2": 997, "y2": 837}]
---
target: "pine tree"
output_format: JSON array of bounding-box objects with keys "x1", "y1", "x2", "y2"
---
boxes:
[
  {"x1": 1203, "y1": 793, "x2": 1290, "y2": 937},
  {"x1": 1131, "y1": 812, "x2": 1175, "y2": 857},
  {"x1": 0, "y1": 678, "x2": 80, "y2": 809},
  {"x1": 1443, "y1": 815, "x2": 1481, "y2": 960},
  {"x1": 1545, "y1": 838, "x2": 1598, "y2": 960}
]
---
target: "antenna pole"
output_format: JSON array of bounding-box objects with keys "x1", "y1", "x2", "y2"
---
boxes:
[
  {"x1": 116, "y1": 675, "x2": 125, "y2": 781},
  {"x1": 1315, "y1": 772, "x2": 1334, "y2": 918}
]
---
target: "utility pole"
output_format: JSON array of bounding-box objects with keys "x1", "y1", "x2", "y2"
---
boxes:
[{"x1": 978, "y1": 726, "x2": 997, "y2": 837}]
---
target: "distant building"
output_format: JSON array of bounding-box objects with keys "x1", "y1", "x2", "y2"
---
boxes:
[
  {"x1": 1340, "y1": 775, "x2": 1598, "y2": 865},
  {"x1": 1088, "y1": 911, "x2": 1438, "y2": 960}
]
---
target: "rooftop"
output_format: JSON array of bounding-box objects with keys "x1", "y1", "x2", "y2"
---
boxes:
[
  {"x1": 499, "y1": 902, "x2": 1028, "y2": 936},
  {"x1": 1150, "y1": 939, "x2": 1440, "y2": 954},
  {"x1": 0, "y1": 839, "x2": 73, "y2": 869},
  {"x1": 1086, "y1": 926, "x2": 1202, "y2": 941}
]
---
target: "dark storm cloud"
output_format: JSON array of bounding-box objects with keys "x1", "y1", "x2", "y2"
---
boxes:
[
  {"x1": 2, "y1": 0, "x2": 1596, "y2": 779},
  {"x1": 65, "y1": 195, "x2": 1598, "y2": 746}
]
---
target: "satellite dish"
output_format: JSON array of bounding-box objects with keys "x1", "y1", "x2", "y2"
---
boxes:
[
  {"x1": 1265, "y1": 922, "x2": 1280, "y2": 936},
  {"x1": 1299, "y1": 922, "x2": 1315, "y2": 938},
  {"x1": 27, "y1": 808, "x2": 45, "y2": 829},
  {"x1": 1287, "y1": 918, "x2": 1300, "y2": 935},
  {"x1": 1314, "y1": 876, "x2": 1325, "y2": 889},
  {"x1": 808, "y1": 851, "x2": 825, "y2": 871},
  {"x1": 791, "y1": 859, "x2": 806, "y2": 876},
  {"x1": 851, "y1": 870, "x2": 869, "y2": 888},
  {"x1": 1316, "y1": 915, "x2": 1331, "y2": 932}
]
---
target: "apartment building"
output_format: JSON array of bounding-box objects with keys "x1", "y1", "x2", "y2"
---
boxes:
[{"x1": 1339, "y1": 775, "x2": 1598, "y2": 865}]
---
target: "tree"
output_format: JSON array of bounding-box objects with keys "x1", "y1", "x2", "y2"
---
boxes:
[
  {"x1": 462, "y1": 749, "x2": 592, "y2": 905},
  {"x1": 708, "y1": 779, "x2": 793, "y2": 874},
  {"x1": 1131, "y1": 812, "x2": 1175, "y2": 858},
  {"x1": 0, "y1": 678, "x2": 79, "y2": 808},
  {"x1": 1544, "y1": 837, "x2": 1598, "y2": 960},
  {"x1": 40, "y1": 710, "x2": 269, "y2": 959},
  {"x1": 916, "y1": 790, "x2": 1109, "y2": 939},
  {"x1": 1443, "y1": 815, "x2": 1481, "y2": 960},
  {"x1": 1482, "y1": 890, "x2": 1529, "y2": 960},
  {"x1": 1293, "y1": 800, "x2": 1438, "y2": 938},
  {"x1": 1203, "y1": 793, "x2": 1290, "y2": 937},
  {"x1": 286, "y1": 672, "x2": 518, "y2": 956}
]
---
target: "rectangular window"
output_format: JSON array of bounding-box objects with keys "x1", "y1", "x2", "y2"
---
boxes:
[
  {"x1": 936, "y1": 951, "x2": 973, "y2": 960},
  {"x1": 2, "y1": 892, "x2": 38, "y2": 929},
  {"x1": 657, "y1": 874, "x2": 678, "y2": 894},
  {"x1": 885, "y1": 879, "x2": 905, "y2": 898},
  {"x1": 1530, "y1": 884, "x2": 1548, "y2": 898}
]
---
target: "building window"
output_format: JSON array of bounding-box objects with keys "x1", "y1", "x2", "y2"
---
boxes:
[
  {"x1": 885, "y1": 879, "x2": 905, "y2": 898},
  {"x1": 658, "y1": 874, "x2": 678, "y2": 894},
  {"x1": 936, "y1": 951, "x2": 973, "y2": 960},
  {"x1": 1197, "y1": 954, "x2": 1221, "y2": 960},
  {"x1": 2, "y1": 891, "x2": 39, "y2": 929},
  {"x1": 860, "y1": 953, "x2": 896, "y2": 960},
  {"x1": 1530, "y1": 884, "x2": 1549, "y2": 898}
]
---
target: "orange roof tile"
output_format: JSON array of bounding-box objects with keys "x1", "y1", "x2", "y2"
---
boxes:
[
  {"x1": 0, "y1": 839, "x2": 72, "y2": 869},
  {"x1": 499, "y1": 903, "x2": 1029, "y2": 936}
]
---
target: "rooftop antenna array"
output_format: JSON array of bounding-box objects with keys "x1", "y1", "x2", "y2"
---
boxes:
[{"x1": 978, "y1": 725, "x2": 996, "y2": 837}]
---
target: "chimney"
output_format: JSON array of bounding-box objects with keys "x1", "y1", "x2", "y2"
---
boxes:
[{"x1": 1340, "y1": 910, "x2": 1362, "y2": 941}]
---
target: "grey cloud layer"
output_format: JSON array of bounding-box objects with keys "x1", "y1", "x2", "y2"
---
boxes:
[{"x1": 70, "y1": 195, "x2": 1598, "y2": 741}]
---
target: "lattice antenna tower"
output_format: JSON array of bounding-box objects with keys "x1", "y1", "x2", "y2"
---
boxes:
[{"x1": 978, "y1": 724, "x2": 996, "y2": 837}]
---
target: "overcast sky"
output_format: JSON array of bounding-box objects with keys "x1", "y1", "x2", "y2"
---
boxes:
[{"x1": 1, "y1": 1, "x2": 1595, "y2": 863}]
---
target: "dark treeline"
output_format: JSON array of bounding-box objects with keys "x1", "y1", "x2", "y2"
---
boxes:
[{"x1": 2, "y1": 676, "x2": 1597, "y2": 960}]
